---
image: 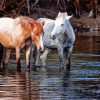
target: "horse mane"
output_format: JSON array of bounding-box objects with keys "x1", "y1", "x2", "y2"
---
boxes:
[
  {"x1": 14, "y1": 16, "x2": 44, "y2": 36},
  {"x1": 56, "y1": 12, "x2": 68, "y2": 20},
  {"x1": 15, "y1": 16, "x2": 44, "y2": 38},
  {"x1": 15, "y1": 16, "x2": 35, "y2": 33},
  {"x1": 16, "y1": 16, "x2": 35, "y2": 23}
]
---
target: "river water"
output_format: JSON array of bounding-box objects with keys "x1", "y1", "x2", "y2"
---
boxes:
[{"x1": 0, "y1": 36, "x2": 100, "y2": 100}]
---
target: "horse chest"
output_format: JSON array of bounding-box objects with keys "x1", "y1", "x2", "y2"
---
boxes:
[
  {"x1": 58, "y1": 33, "x2": 67, "y2": 44},
  {"x1": 0, "y1": 32, "x2": 12, "y2": 48}
]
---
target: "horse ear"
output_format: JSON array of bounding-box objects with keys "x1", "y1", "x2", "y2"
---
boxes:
[
  {"x1": 66, "y1": 15, "x2": 73, "y2": 20},
  {"x1": 65, "y1": 12, "x2": 68, "y2": 16},
  {"x1": 41, "y1": 21, "x2": 45, "y2": 26},
  {"x1": 58, "y1": 12, "x2": 61, "y2": 15}
]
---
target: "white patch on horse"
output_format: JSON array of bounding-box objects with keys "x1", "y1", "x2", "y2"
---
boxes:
[
  {"x1": 0, "y1": 18, "x2": 14, "y2": 34},
  {"x1": 40, "y1": 35, "x2": 44, "y2": 51}
]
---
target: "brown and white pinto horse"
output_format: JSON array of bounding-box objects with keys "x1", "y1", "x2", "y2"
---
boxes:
[
  {"x1": 0, "y1": 16, "x2": 44, "y2": 71},
  {"x1": 74, "y1": 0, "x2": 98, "y2": 18}
]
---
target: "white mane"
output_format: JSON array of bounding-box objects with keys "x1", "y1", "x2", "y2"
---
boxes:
[{"x1": 55, "y1": 12, "x2": 72, "y2": 25}]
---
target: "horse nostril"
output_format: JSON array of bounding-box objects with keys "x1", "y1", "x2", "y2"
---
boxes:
[
  {"x1": 40, "y1": 48, "x2": 44, "y2": 53},
  {"x1": 40, "y1": 50, "x2": 43, "y2": 53},
  {"x1": 51, "y1": 35, "x2": 56, "y2": 40},
  {"x1": 40, "y1": 47, "x2": 44, "y2": 53}
]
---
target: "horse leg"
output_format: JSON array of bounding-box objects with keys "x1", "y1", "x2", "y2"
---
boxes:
[
  {"x1": 74, "y1": 0, "x2": 80, "y2": 18},
  {"x1": 93, "y1": 0, "x2": 98, "y2": 18},
  {"x1": 88, "y1": 0, "x2": 98, "y2": 18},
  {"x1": 88, "y1": 0, "x2": 94, "y2": 18},
  {"x1": 88, "y1": 10, "x2": 93, "y2": 18},
  {"x1": 32, "y1": 45, "x2": 42, "y2": 67},
  {"x1": 32, "y1": 45, "x2": 37, "y2": 65},
  {"x1": 35, "y1": 49, "x2": 40, "y2": 66},
  {"x1": 65, "y1": 46, "x2": 73, "y2": 70},
  {"x1": 0, "y1": 44, "x2": 3, "y2": 66},
  {"x1": 32, "y1": 46, "x2": 40, "y2": 70},
  {"x1": 16, "y1": 47, "x2": 21, "y2": 71},
  {"x1": 40, "y1": 48, "x2": 50, "y2": 66},
  {"x1": 2, "y1": 49, "x2": 11, "y2": 69},
  {"x1": 57, "y1": 46, "x2": 64, "y2": 69},
  {"x1": 25, "y1": 45, "x2": 31, "y2": 70}
]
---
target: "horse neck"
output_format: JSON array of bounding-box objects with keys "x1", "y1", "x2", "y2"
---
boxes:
[
  {"x1": 58, "y1": 32, "x2": 67, "y2": 44},
  {"x1": 65, "y1": 20, "x2": 75, "y2": 40},
  {"x1": 17, "y1": 17, "x2": 34, "y2": 38},
  {"x1": 58, "y1": 20, "x2": 75, "y2": 43}
]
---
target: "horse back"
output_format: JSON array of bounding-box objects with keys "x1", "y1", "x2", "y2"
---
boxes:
[
  {"x1": 0, "y1": 17, "x2": 30, "y2": 48},
  {"x1": 0, "y1": 17, "x2": 14, "y2": 31}
]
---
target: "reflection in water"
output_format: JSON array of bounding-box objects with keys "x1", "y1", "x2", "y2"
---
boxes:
[
  {"x1": 74, "y1": 36, "x2": 100, "y2": 54},
  {"x1": 0, "y1": 36, "x2": 99, "y2": 100},
  {"x1": 0, "y1": 70, "x2": 31, "y2": 100},
  {"x1": 0, "y1": 63, "x2": 100, "y2": 100}
]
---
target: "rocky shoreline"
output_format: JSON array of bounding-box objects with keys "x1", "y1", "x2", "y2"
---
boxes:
[
  {"x1": 71, "y1": 13, "x2": 100, "y2": 36},
  {"x1": 31, "y1": 10, "x2": 100, "y2": 37}
]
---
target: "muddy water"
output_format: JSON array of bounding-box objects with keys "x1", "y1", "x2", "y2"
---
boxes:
[
  {"x1": 0, "y1": 36, "x2": 100, "y2": 100},
  {"x1": 74, "y1": 36, "x2": 100, "y2": 54}
]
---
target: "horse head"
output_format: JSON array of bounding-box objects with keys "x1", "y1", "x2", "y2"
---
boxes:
[
  {"x1": 31, "y1": 21, "x2": 45, "y2": 52},
  {"x1": 50, "y1": 12, "x2": 72, "y2": 39}
]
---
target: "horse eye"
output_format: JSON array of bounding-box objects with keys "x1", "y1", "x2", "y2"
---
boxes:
[{"x1": 61, "y1": 24, "x2": 64, "y2": 26}]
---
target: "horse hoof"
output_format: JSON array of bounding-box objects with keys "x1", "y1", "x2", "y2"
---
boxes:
[
  {"x1": 26, "y1": 65, "x2": 30, "y2": 70},
  {"x1": 16, "y1": 66, "x2": 21, "y2": 72},
  {"x1": 0, "y1": 67, "x2": 3, "y2": 72},
  {"x1": 32, "y1": 66, "x2": 37, "y2": 71},
  {"x1": 41, "y1": 67, "x2": 46, "y2": 72},
  {"x1": 66, "y1": 64, "x2": 71, "y2": 71},
  {"x1": 26, "y1": 67, "x2": 30, "y2": 72},
  {"x1": 32, "y1": 65, "x2": 40, "y2": 71},
  {"x1": 2, "y1": 62, "x2": 8, "y2": 68}
]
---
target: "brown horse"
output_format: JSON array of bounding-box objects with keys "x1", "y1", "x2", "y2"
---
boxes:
[
  {"x1": 74, "y1": 0, "x2": 98, "y2": 18},
  {"x1": 0, "y1": 16, "x2": 44, "y2": 71}
]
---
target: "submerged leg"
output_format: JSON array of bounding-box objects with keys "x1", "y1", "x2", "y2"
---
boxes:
[
  {"x1": 74, "y1": 0, "x2": 80, "y2": 18},
  {"x1": 65, "y1": 46, "x2": 73, "y2": 70},
  {"x1": 26, "y1": 45, "x2": 31, "y2": 69},
  {"x1": 32, "y1": 45, "x2": 37, "y2": 65},
  {"x1": 40, "y1": 48, "x2": 50, "y2": 66},
  {"x1": 35, "y1": 49, "x2": 41, "y2": 66},
  {"x1": 2, "y1": 49, "x2": 11, "y2": 69},
  {"x1": 32, "y1": 46, "x2": 41, "y2": 67},
  {"x1": 16, "y1": 47, "x2": 21, "y2": 71},
  {"x1": 57, "y1": 46, "x2": 64, "y2": 69},
  {"x1": 55, "y1": 38, "x2": 64, "y2": 69}
]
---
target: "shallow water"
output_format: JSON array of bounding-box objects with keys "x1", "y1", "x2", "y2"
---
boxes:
[{"x1": 0, "y1": 36, "x2": 100, "y2": 100}]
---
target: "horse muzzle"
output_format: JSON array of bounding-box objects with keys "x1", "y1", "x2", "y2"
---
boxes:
[
  {"x1": 40, "y1": 46, "x2": 44, "y2": 53},
  {"x1": 51, "y1": 34, "x2": 56, "y2": 40}
]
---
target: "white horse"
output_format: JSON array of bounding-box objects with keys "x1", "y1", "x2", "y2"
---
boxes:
[{"x1": 33, "y1": 12, "x2": 75, "y2": 70}]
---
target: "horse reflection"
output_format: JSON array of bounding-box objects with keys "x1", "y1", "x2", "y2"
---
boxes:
[
  {"x1": 0, "y1": 16, "x2": 44, "y2": 71},
  {"x1": 0, "y1": 69, "x2": 31, "y2": 100}
]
